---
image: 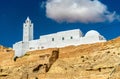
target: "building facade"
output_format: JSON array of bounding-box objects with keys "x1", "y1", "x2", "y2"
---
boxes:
[{"x1": 13, "y1": 17, "x2": 106, "y2": 57}]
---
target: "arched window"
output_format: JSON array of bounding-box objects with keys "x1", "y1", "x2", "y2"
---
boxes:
[
  {"x1": 99, "y1": 36, "x2": 103, "y2": 40},
  {"x1": 41, "y1": 46, "x2": 44, "y2": 49},
  {"x1": 70, "y1": 36, "x2": 73, "y2": 39},
  {"x1": 62, "y1": 37, "x2": 64, "y2": 40},
  {"x1": 26, "y1": 20, "x2": 28, "y2": 23},
  {"x1": 52, "y1": 38, "x2": 54, "y2": 41}
]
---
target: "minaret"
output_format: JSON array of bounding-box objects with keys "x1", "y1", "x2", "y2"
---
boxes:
[{"x1": 23, "y1": 17, "x2": 33, "y2": 42}]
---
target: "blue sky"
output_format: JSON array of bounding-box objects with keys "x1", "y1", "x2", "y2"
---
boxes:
[{"x1": 0, "y1": 0, "x2": 120, "y2": 47}]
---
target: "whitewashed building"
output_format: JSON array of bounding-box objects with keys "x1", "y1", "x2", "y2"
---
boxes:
[{"x1": 13, "y1": 17, "x2": 106, "y2": 57}]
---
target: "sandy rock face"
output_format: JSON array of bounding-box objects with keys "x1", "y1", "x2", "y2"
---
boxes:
[
  {"x1": 1, "y1": 37, "x2": 120, "y2": 79},
  {"x1": 0, "y1": 48, "x2": 59, "y2": 79}
]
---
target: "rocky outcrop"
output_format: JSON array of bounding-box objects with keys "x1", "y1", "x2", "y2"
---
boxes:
[
  {"x1": 0, "y1": 48, "x2": 59, "y2": 79},
  {"x1": 0, "y1": 46, "x2": 13, "y2": 53},
  {"x1": 1, "y1": 37, "x2": 120, "y2": 79}
]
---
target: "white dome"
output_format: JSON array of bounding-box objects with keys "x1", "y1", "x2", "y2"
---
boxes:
[{"x1": 85, "y1": 30, "x2": 100, "y2": 37}]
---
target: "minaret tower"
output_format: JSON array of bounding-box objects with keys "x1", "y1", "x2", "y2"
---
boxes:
[{"x1": 23, "y1": 17, "x2": 33, "y2": 42}]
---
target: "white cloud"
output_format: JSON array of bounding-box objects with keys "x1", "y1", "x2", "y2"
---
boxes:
[{"x1": 45, "y1": 0, "x2": 120, "y2": 23}]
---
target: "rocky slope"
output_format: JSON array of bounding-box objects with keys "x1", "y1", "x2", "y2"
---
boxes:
[{"x1": 1, "y1": 37, "x2": 120, "y2": 79}]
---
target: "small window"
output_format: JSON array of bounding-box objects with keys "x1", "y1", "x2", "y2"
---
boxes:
[
  {"x1": 41, "y1": 46, "x2": 44, "y2": 49},
  {"x1": 99, "y1": 36, "x2": 103, "y2": 40},
  {"x1": 30, "y1": 47, "x2": 34, "y2": 49},
  {"x1": 52, "y1": 38, "x2": 54, "y2": 41},
  {"x1": 70, "y1": 36, "x2": 73, "y2": 39},
  {"x1": 62, "y1": 37, "x2": 64, "y2": 40}
]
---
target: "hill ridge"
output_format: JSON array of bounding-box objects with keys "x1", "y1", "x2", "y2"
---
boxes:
[{"x1": 0, "y1": 37, "x2": 120, "y2": 79}]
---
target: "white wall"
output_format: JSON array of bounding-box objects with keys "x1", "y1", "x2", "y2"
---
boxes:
[
  {"x1": 13, "y1": 41, "x2": 23, "y2": 57},
  {"x1": 13, "y1": 41, "x2": 29, "y2": 57},
  {"x1": 13, "y1": 29, "x2": 106, "y2": 57},
  {"x1": 39, "y1": 29, "x2": 83, "y2": 49},
  {"x1": 80, "y1": 35, "x2": 106, "y2": 44},
  {"x1": 29, "y1": 39, "x2": 39, "y2": 50},
  {"x1": 22, "y1": 42, "x2": 29, "y2": 55}
]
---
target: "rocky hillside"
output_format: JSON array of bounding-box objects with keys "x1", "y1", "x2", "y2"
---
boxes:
[{"x1": 1, "y1": 37, "x2": 120, "y2": 79}]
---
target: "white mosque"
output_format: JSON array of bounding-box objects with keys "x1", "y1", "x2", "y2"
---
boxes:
[{"x1": 13, "y1": 17, "x2": 106, "y2": 57}]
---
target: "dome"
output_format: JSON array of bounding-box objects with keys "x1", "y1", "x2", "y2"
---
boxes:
[{"x1": 85, "y1": 30, "x2": 100, "y2": 37}]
